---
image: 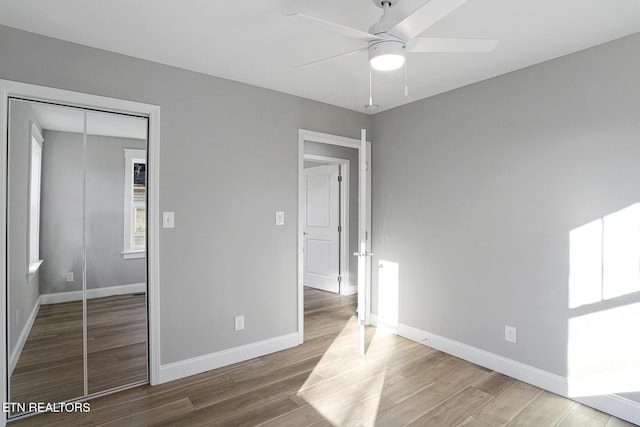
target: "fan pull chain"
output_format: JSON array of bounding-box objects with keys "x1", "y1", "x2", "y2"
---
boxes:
[
  {"x1": 369, "y1": 65, "x2": 374, "y2": 106},
  {"x1": 404, "y1": 46, "x2": 408, "y2": 97}
]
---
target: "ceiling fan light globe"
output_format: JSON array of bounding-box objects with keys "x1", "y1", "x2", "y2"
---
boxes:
[
  {"x1": 370, "y1": 53, "x2": 405, "y2": 71},
  {"x1": 368, "y1": 40, "x2": 406, "y2": 71}
]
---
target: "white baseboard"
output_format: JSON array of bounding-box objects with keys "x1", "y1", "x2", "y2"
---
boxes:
[
  {"x1": 341, "y1": 283, "x2": 358, "y2": 296},
  {"x1": 40, "y1": 283, "x2": 146, "y2": 305},
  {"x1": 371, "y1": 314, "x2": 640, "y2": 426},
  {"x1": 9, "y1": 296, "x2": 40, "y2": 376},
  {"x1": 159, "y1": 332, "x2": 301, "y2": 384}
]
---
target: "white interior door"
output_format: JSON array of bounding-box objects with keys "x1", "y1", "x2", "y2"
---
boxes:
[
  {"x1": 356, "y1": 129, "x2": 372, "y2": 355},
  {"x1": 304, "y1": 164, "x2": 340, "y2": 293}
]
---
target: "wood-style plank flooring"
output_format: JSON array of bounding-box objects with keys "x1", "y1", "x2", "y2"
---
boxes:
[
  {"x1": 11, "y1": 289, "x2": 636, "y2": 426},
  {"x1": 9, "y1": 293, "x2": 148, "y2": 416}
]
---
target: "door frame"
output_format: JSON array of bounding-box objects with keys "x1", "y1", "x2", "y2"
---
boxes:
[
  {"x1": 0, "y1": 79, "x2": 161, "y2": 425},
  {"x1": 303, "y1": 154, "x2": 352, "y2": 295},
  {"x1": 297, "y1": 129, "x2": 369, "y2": 343}
]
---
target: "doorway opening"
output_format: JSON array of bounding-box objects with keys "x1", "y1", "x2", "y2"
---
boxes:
[
  {"x1": 297, "y1": 129, "x2": 369, "y2": 343},
  {"x1": 303, "y1": 155, "x2": 352, "y2": 295}
]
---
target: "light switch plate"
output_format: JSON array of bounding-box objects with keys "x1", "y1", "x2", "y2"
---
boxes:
[
  {"x1": 163, "y1": 211, "x2": 175, "y2": 228},
  {"x1": 275, "y1": 211, "x2": 284, "y2": 225}
]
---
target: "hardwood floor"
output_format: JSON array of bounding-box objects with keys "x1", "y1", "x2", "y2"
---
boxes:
[
  {"x1": 11, "y1": 289, "x2": 636, "y2": 426},
  {"x1": 9, "y1": 293, "x2": 148, "y2": 417}
]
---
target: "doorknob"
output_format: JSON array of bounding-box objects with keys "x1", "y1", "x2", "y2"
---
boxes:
[{"x1": 353, "y1": 252, "x2": 374, "y2": 257}]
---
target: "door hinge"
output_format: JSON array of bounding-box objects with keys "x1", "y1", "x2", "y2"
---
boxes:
[
  {"x1": 338, "y1": 225, "x2": 342, "y2": 232},
  {"x1": 338, "y1": 175, "x2": 342, "y2": 182},
  {"x1": 337, "y1": 275, "x2": 342, "y2": 284}
]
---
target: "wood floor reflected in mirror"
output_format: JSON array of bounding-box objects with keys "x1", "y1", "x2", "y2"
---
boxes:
[
  {"x1": 87, "y1": 293, "x2": 148, "y2": 394},
  {"x1": 9, "y1": 300, "x2": 84, "y2": 415},
  {"x1": 9, "y1": 293, "x2": 148, "y2": 416}
]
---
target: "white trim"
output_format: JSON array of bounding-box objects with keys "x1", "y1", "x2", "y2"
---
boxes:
[
  {"x1": 39, "y1": 283, "x2": 146, "y2": 304},
  {"x1": 342, "y1": 283, "x2": 358, "y2": 296},
  {"x1": 0, "y1": 79, "x2": 162, "y2": 422},
  {"x1": 360, "y1": 131, "x2": 373, "y2": 326},
  {"x1": 9, "y1": 296, "x2": 40, "y2": 376},
  {"x1": 122, "y1": 250, "x2": 146, "y2": 259},
  {"x1": 371, "y1": 314, "x2": 640, "y2": 426},
  {"x1": 299, "y1": 129, "x2": 361, "y2": 149},
  {"x1": 303, "y1": 154, "x2": 351, "y2": 296},
  {"x1": 339, "y1": 158, "x2": 350, "y2": 284},
  {"x1": 27, "y1": 122, "x2": 43, "y2": 270},
  {"x1": 30, "y1": 121, "x2": 43, "y2": 144},
  {"x1": 147, "y1": 101, "x2": 161, "y2": 386},
  {"x1": 0, "y1": 82, "x2": 8, "y2": 427},
  {"x1": 123, "y1": 148, "x2": 146, "y2": 255},
  {"x1": 26, "y1": 259, "x2": 44, "y2": 276},
  {"x1": 159, "y1": 332, "x2": 301, "y2": 384}
]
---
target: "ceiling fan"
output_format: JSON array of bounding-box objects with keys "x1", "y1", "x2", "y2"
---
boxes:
[{"x1": 289, "y1": 0, "x2": 498, "y2": 106}]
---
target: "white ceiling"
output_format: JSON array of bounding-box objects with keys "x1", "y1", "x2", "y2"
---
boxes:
[
  {"x1": 30, "y1": 102, "x2": 148, "y2": 139},
  {"x1": 1, "y1": 0, "x2": 639, "y2": 114}
]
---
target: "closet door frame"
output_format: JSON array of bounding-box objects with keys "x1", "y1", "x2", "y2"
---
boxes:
[{"x1": 0, "y1": 80, "x2": 161, "y2": 426}]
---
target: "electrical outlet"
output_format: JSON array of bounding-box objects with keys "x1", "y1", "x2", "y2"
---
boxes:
[
  {"x1": 235, "y1": 315, "x2": 245, "y2": 331},
  {"x1": 66, "y1": 272, "x2": 74, "y2": 282},
  {"x1": 505, "y1": 325, "x2": 517, "y2": 343},
  {"x1": 275, "y1": 211, "x2": 284, "y2": 225}
]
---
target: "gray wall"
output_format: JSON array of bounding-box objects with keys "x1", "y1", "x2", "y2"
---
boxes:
[
  {"x1": 0, "y1": 25, "x2": 371, "y2": 364},
  {"x1": 39, "y1": 130, "x2": 146, "y2": 295},
  {"x1": 40, "y1": 130, "x2": 83, "y2": 294},
  {"x1": 305, "y1": 142, "x2": 359, "y2": 291},
  {"x1": 371, "y1": 33, "x2": 640, "y2": 404},
  {"x1": 7, "y1": 100, "x2": 42, "y2": 355}
]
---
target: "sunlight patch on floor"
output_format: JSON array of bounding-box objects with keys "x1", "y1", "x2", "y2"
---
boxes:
[{"x1": 296, "y1": 316, "x2": 394, "y2": 426}]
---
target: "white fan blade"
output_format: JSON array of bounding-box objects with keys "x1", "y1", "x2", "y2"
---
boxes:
[
  {"x1": 388, "y1": 0, "x2": 468, "y2": 41},
  {"x1": 408, "y1": 37, "x2": 499, "y2": 53},
  {"x1": 288, "y1": 13, "x2": 383, "y2": 43},
  {"x1": 294, "y1": 47, "x2": 366, "y2": 69}
]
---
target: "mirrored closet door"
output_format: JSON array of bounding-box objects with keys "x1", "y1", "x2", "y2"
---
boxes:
[{"x1": 6, "y1": 99, "x2": 149, "y2": 418}]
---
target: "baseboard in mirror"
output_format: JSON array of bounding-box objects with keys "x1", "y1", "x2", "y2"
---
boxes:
[
  {"x1": 39, "y1": 283, "x2": 146, "y2": 304},
  {"x1": 8, "y1": 296, "x2": 41, "y2": 376}
]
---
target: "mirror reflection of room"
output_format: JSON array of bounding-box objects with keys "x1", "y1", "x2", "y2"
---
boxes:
[{"x1": 7, "y1": 100, "x2": 149, "y2": 417}]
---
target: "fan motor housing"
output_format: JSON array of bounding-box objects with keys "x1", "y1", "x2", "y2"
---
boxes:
[
  {"x1": 372, "y1": 0, "x2": 400, "y2": 8},
  {"x1": 368, "y1": 39, "x2": 406, "y2": 57}
]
